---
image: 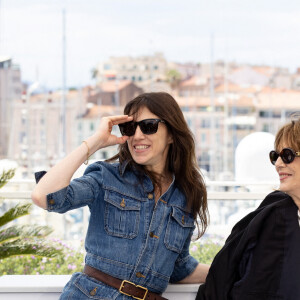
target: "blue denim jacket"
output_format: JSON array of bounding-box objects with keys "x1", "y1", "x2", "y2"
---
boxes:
[{"x1": 36, "y1": 161, "x2": 198, "y2": 299}]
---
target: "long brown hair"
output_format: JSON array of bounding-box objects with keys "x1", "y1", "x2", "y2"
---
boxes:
[{"x1": 108, "y1": 92, "x2": 208, "y2": 238}]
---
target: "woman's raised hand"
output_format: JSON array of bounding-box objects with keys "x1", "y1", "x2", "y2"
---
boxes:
[
  {"x1": 31, "y1": 114, "x2": 133, "y2": 209},
  {"x1": 91, "y1": 115, "x2": 133, "y2": 150}
]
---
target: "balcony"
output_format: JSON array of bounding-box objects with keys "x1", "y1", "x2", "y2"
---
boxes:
[{"x1": 0, "y1": 179, "x2": 277, "y2": 299}]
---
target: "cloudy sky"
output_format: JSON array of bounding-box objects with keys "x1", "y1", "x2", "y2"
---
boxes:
[{"x1": 1, "y1": 0, "x2": 300, "y2": 89}]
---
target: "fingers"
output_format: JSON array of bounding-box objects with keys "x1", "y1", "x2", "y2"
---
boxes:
[
  {"x1": 109, "y1": 115, "x2": 133, "y2": 126},
  {"x1": 116, "y1": 135, "x2": 129, "y2": 145}
]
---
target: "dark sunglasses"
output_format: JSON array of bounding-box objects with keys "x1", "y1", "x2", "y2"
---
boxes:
[
  {"x1": 269, "y1": 148, "x2": 300, "y2": 165},
  {"x1": 118, "y1": 118, "x2": 165, "y2": 136}
]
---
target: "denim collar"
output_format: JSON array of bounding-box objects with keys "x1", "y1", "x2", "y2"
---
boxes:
[
  {"x1": 119, "y1": 160, "x2": 177, "y2": 196},
  {"x1": 119, "y1": 160, "x2": 152, "y2": 193},
  {"x1": 119, "y1": 159, "x2": 130, "y2": 176}
]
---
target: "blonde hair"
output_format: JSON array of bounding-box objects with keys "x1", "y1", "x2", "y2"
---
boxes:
[{"x1": 275, "y1": 112, "x2": 300, "y2": 151}]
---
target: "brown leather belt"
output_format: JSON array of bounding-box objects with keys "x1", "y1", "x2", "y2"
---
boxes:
[{"x1": 83, "y1": 265, "x2": 168, "y2": 300}]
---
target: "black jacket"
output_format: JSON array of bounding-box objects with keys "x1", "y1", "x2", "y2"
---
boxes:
[{"x1": 196, "y1": 191, "x2": 300, "y2": 300}]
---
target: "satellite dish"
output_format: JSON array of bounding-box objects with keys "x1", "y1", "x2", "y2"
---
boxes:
[{"x1": 235, "y1": 132, "x2": 278, "y2": 191}]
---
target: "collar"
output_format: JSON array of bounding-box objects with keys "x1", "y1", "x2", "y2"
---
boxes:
[
  {"x1": 119, "y1": 160, "x2": 130, "y2": 176},
  {"x1": 118, "y1": 160, "x2": 176, "y2": 195}
]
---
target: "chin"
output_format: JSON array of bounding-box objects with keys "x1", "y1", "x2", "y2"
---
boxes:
[{"x1": 132, "y1": 158, "x2": 148, "y2": 166}]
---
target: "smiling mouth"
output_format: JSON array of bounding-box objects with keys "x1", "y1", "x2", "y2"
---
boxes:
[
  {"x1": 134, "y1": 145, "x2": 150, "y2": 150},
  {"x1": 279, "y1": 173, "x2": 291, "y2": 180}
]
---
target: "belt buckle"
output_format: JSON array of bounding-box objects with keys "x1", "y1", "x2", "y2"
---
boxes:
[
  {"x1": 133, "y1": 285, "x2": 148, "y2": 300},
  {"x1": 119, "y1": 280, "x2": 148, "y2": 300}
]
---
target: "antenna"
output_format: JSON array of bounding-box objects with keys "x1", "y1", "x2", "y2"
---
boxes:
[
  {"x1": 0, "y1": 0, "x2": 2, "y2": 55},
  {"x1": 209, "y1": 33, "x2": 216, "y2": 180},
  {"x1": 61, "y1": 7, "x2": 67, "y2": 157}
]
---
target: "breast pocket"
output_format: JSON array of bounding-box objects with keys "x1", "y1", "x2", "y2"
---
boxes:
[
  {"x1": 104, "y1": 190, "x2": 141, "y2": 239},
  {"x1": 164, "y1": 206, "x2": 195, "y2": 253}
]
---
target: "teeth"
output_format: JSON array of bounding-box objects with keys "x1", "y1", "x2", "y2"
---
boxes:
[
  {"x1": 135, "y1": 145, "x2": 149, "y2": 149},
  {"x1": 280, "y1": 174, "x2": 290, "y2": 178}
]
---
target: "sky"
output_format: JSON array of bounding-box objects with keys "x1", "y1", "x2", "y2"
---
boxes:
[{"x1": 0, "y1": 0, "x2": 300, "y2": 89}]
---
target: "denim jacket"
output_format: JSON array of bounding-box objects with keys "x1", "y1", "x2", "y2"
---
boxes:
[{"x1": 36, "y1": 161, "x2": 198, "y2": 299}]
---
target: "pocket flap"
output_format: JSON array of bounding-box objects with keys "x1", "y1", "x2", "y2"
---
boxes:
[
  {"x1": 171, "y1": 206, "x2": 194, "y2": 228},
  {"x1": 105, "y1": 191, "x2": 141, "y2": 211},
  {"x1": 74, "y1": 273, "x2": 119, "y2": 299}
]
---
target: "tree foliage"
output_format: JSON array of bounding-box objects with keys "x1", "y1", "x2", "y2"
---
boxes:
[
  {"x1": 166, "y1": 69, "x2": 182, "y2": 89},
  {"x1": 0, "y1": 169, "x2": 15, "y2": 189},
  {"x1": 0, "y1": 169, "x2": 62, "y2": 261}
]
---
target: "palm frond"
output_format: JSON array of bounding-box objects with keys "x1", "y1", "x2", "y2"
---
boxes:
[
  {"x1": 0, "y1": 169, "x2": 15, "y2": 189},
  {"x1": 0, "y1": 240, "x2": 63, "y2": 260},
  {"x1": 0, "y1": 203, "x2": 32, "y2": 227},
  {"x1": 0, "y1": 225, "x2": 53, "y2": 244}
]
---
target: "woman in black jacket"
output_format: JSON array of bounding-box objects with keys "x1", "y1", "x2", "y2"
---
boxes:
[{"x1": 196, "y1": 115, "x2": 300, "y2": 300}]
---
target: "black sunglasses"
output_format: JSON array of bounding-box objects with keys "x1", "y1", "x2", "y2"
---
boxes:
[
  {"x1": 118, "y1": 118, "x2": 165, "y2": 137},
  {"x1": 269, "y1": 148, "x2": 300, "y2": 165}
]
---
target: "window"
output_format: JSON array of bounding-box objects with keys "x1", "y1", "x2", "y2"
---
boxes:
[
  {"x1": 201, "y1": 119, "x2": 210, "y2": 128},
  {"x1": 90, "y1": 122, "x2": 94, "y2": 131},
  {"x1": 262, "y1": 123, "x2": 270, "y2": 132},
  {"x1": 103, "y1": 64, "x2": 111, "y2": 70},
  {"x1": 19, "y1": 132, "x2": 26, "y2": 143}
]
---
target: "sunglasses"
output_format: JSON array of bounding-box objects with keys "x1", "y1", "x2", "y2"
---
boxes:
[
  {"x1": 269, "y1": 148, "x2": 300, "y2": 165},
  {"x1": 118, "y1": 118, "x2": 166, "y2": 137}
]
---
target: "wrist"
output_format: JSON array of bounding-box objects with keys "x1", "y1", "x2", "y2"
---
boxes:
[
  {"x1": 85, "y1": 134, "x2": 104, "y2": 154},
  {"x1": 82, "y1": 141, "x2": 90, "y2": 165}
]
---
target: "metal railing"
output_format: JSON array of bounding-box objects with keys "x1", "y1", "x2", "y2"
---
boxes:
[
  {"x1": 0, "y1": 179, "x2": 278, "y2": 241},
  {"x1": 0, "y1": 179, "x2": 279, "y2": 299}
]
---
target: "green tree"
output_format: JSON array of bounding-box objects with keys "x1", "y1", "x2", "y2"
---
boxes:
[
  {"x1": 0, "y1": 169, "x2": 62, "y2": 261},
  {"x1": 91, "y1": 67, "x2": 99, "y2": 84},
  {"x1": 166, "y1": 69, "x2": 182, "y2": 89}
]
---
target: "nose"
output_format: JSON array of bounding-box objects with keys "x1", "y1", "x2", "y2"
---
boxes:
[
  {"x1": 275, "y1": 156, "x2": 285, "y2": 167},
  {"x1": 133, "y1": 124, "x2": 145, "y2": 139}
]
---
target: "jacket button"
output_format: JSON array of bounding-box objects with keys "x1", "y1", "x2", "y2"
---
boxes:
[
  {"x1": 136, "y1": 272, "x2": 145, "y2": 278},
  {"x1": 89, "y1": 287, "x2": 97, "y2": 296},
  {"x1": 148, "y1": 193, "x2": 153, "y2": 199},
  {"x1": 49, "y1": 199, "x2": 55, "y2": 205},
  {"x1": 120, "y1": 199, "x2": 126, "y2": 208},
  {"x1": 149, "y1": 232, "x2": 154, "y2": 238}
]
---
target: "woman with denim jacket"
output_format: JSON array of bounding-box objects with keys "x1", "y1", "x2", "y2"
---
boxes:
[{"x1": 32, "y1": 92, "x2": 209, "y2": 300}]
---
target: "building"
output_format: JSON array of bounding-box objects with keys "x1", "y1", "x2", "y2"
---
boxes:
[
  {"x1": 8, "y1": 87, "x2": 86, "y2": 176},
  {"x1": 175, "y1": 65, "x2": 300, "y2": 179},
  {"x1": 96, "y1": 52, "x2": 170, "y2": 91},
  {"x1": 87, "y1": 80, "x2": 143, "y2": 107},
  {"x1": 0, "y1": 57, "x2": 22, "y2": 158},
  {"x1": 75, "y1": 105, "x2": 121, "y2": 162}
]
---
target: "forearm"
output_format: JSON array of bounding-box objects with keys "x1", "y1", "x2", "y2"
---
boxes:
[
  {"x1": 31, "y1": 115, "x2": 132, "y2": 209},
  {"x1": 178, "y1": 263, "x2": 210, "y2": 284},
  {"x1": 31, "y1": 135, "x2": 99, "y2": 209}
]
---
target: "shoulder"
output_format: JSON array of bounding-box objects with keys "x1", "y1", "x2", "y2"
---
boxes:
[
  {"x1": 82, "y1": 161, "x2": 121, "y2": 186},
  {"x1": 257, "y1": 190, "x2": 290, "y2": 209},
  {"x1": 84, "y1": 161, "x2": 120, "y2": 175},
  {"x1": 83, "y1": 161, "x2": 146, "y2": 198},
  {"x1": 167, "y1": 183, "x2": 190, "y2": 212},
  {"x1": 226, "y1": 191, "x2": 292, "y2": 242}
]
